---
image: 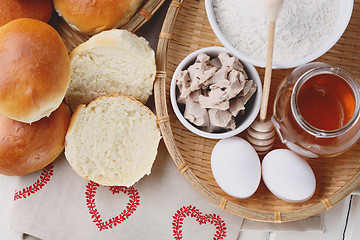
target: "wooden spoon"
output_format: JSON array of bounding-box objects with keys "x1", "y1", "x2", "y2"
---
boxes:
[{"x1": 246, "y1": 0, "x2": 284, "y2": 155}]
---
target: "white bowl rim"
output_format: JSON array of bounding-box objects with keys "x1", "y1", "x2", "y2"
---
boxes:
[
  {"x1": 205, "y1": 0, "x2": 354, "y2": 69},
  {"x1": 170, "y1": 46, "x2": 262, "y2": 139}
]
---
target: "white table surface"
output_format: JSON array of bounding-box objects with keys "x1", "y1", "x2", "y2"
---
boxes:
[{"x1": 2, "y1": 1, "x2": 360, "y2": 239}]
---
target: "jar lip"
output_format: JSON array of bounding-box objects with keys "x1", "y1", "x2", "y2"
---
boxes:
[{"x1": 291, "y1": 66, "x2": 360, "y2": 137}]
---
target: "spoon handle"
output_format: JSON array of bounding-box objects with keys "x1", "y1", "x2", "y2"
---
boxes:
[{"x1": 259, "y1": 21, "x2": 276, "y2": 121}]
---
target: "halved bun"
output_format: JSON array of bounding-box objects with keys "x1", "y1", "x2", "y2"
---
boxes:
[
  {"x1": 53, "y1": 0, "x2": 144, "y2": 35},
  {"x1": 0, "y1": 102, "x2": 71, "y2": 176},
  {"x1": 0, "y1": 18, "x2": 71, "y2": 123},
  {"x1": 65, "y1": 95, "x2": 161, "y2": 186},
  {"x1": 65, "y1": 29, "x2": 156, "y2": 110}
]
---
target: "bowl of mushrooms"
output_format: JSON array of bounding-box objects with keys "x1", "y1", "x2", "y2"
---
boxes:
[{"x1": 170, "y1": 47, "x2": 262, "y2": 139}]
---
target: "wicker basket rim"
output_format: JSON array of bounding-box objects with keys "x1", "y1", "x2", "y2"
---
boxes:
[{"x1": 153, "y1": 0, "x2": 360, "y2": 222}]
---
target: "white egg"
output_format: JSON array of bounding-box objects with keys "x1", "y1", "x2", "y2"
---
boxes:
[
  {"x1": 262, "y1": 149, "x2": 316, "y2": 203},
  {"x1": 211, "y1": 137, "x2": 261, "y2": 199}
]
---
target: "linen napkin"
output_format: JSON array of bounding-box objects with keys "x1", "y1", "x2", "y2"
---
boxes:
[
  {"x1": 10, "y1": 142, "x2": 323, "y2": 239},
  {"x1": 10, "y1": 142, "x2": 244, "y2": 240}
]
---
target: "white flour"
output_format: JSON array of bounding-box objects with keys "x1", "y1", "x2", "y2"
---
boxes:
[{"x1": 213, "y1": 0, "x2": 339, "y2": 63}]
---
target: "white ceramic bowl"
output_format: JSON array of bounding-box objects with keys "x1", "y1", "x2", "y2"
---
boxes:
[
  {"x1": 170, "y1": 47, "x2": 262, "y2": 139},
  {"x1": 205, "y1": 0, "x2": 354, "y2": 69}
]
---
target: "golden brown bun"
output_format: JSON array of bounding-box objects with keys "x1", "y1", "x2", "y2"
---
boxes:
[
  {"x1": 0, "y1": 18, "x2": 71, "y2": 123},
  {"x1": 0, "y1": 102, "x2": 71, "y2": 176},
  {"x1": 53, "y1": 0, "x2": 144, "y2": 35},
  {"x1": 0, "y1": 0, "x2": 53, "y2": 27}
]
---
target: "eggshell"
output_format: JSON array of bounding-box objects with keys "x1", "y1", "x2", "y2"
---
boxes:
[
  {"x1": 211, "y1": 137, "x2": 261, "y2": 199},
  {"x1": 262, "y1": 149, "x2": 316, "y2": 202}
]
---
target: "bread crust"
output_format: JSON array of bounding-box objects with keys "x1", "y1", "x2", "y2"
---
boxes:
[
  {"x1": 0, "y1": 0, "x2": 53, "y2": 27},
  {"x1": 0, "y1": 102, "x2": 71, "y2": 176},
  {"x1": 68, "y1": 29, "x2": 152, "y2": 59},
  {"x1": 0, "y1": 18, "x2": 71, "y2": 123},
  {"x1": 53, "y1": 0, "x2": 144, "y2": 35}
]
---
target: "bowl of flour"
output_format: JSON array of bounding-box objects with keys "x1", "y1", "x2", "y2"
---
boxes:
[{"x1": 205, "y1": 0, "x2": 354, "y2": 69}]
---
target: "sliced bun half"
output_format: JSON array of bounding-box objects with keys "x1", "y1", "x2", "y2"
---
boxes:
[
  {"x1": 65, "y1": 95, "x2": 161, "y2": 186},
  {"x1": 65, "y1": 29, "x2": 156, "y2": 111}
]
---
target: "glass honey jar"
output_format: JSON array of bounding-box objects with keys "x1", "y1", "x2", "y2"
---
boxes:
[{"x1": 272, "y1": 62, "x2": 360, "y2": 158}]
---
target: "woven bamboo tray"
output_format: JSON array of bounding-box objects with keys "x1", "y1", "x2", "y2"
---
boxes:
[
  {"x1": 50, "y1": 0, "x2": 166, "y2": 52},
  {"x1": 154, "y1": 0, "x2": 360, "y2": 222}
]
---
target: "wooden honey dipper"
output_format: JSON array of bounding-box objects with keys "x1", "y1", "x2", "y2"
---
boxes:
[{"x1": 246, "y1": 0, "x2": 284, "y2": 155}]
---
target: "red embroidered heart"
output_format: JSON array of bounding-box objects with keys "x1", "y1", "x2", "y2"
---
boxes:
[
  {"x1": 85, "y1": 181, "x2": 140, "y2": 231},
  {"x1": 14, "y1": 164, "x2": 54, "y2": 201},
  {"x1": 172, "y1": 205, "x2": 227, "y2": 240}
]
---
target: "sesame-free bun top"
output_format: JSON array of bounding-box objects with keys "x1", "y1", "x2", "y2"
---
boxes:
[
  {"x1": 0, "y1": 0, "x2": 53, "y2": 27},
  {"x1": 0, "y1": 102, "x2": 71, "y2": 176},
  {"x1": 0, "y1": 18, "x2": 71, "y2": 123},
  {"x1": 65, "y1": 95, "x2": 161, "y2": 186},
  {"x1": 53, "y1": 0, "x2": 144, "y2": 35}
]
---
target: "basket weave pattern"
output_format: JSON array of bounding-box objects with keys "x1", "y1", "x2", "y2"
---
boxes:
[{"x1": 154, "y1": 0, "x2": 360, "y2": 222}]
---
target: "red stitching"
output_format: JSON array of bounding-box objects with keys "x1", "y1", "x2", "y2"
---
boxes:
[
  {"x1": 14, "y1": 165, "x2": 54, "y2": 201},
  {"x1": 172, "y1": 205, "x2": 227, "y2": 240},
  {"x1": 85, "y1": 181, "x2": 140, "y2": 231}
]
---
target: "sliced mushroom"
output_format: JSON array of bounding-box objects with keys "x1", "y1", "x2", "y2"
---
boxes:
[
  {"x1": 239, "y1": 69, "x2": 247, "y2": 86},
  {"x1": 184, "y1": 98, "x2": 210, "y2": 127},
  {"x1": 209, "y1": 79, "x2": 230, "y2": 90},
  {"x1": 209, "y1": 57, "x2": 222, "y2": 69},
  {"x1": 195, "y1": 52, "x2": 210, "y2": 67},
  {"x1": 198, "y1": 88, "x2": 229, "y2": 110},
  {"x1": 176, "y1": 70, "x2": 192, "y2": 104},
  {"x1": 208, "y1": 108, "x2": 233, "y2": 129},
  {"x1": 226, "y1": 118, "x2": 236, "y2": 130},
  {"x1": 229, "y1": 97, "x2": 245, "y2": 117},
  {"x1": 233, "y1": 57, "x2": 248, "y2": 78},
  {"x1": 226, "y1": 69, "x2": 244, "y2": 99},
  {"x1": 206, "y1": 66, "x2": 228, "y2": 86},
  {"x1": 189, "y1": 89, "x2": 201, "y2": 102},
  {"x1": 241, "y1": 81, "x2": 257, "y2": 104},
  {"x1": 218, "y1": 52, "x2": 241, "y2": 73},
  {"x1": 187, "y1": 53, "x2": 217, "y2": 90}
]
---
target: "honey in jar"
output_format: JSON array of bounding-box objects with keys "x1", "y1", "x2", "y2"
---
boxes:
[
  {"x1": 297, "y1": 73, "x2": 355, "y2": 131},
  {"x1": 272, "y1": 62, "x2": 360, "y2": 158}
]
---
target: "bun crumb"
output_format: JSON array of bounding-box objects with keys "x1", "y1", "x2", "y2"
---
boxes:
[
  {"x1": 65, "y1": 95, "x2": 161, "y2": 186},
  {"x1": 65, "y1": 29, "x2": 156, "y2": 111}
]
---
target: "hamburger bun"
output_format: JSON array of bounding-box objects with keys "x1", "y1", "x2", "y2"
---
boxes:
[
  {"x1": 65, "y1": 95, "x2": 161, "y2": 186},
  {"x1": 65, "y1": 29, "x2": 156, "y2": 110},
  {"x1": 0, "y1": 18, "x2": 71, "y2": 123},
  {"x1": 0, "y1": 0, "x2": 53, "y2": 27},
  {"x1": 0, "y1": 102, "x2": 71, "y2": 176},
  {"x1": 53, "y1": 0, "x2": 144, "y2": 35}
]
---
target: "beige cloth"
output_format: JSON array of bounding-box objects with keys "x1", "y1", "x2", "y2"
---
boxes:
[
  {"x1": 10, "y1": 142, "x2": 244, "y2": 240},
  {"x1": 10, "y1": 142, "x2": 323, "y2": 239}
]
